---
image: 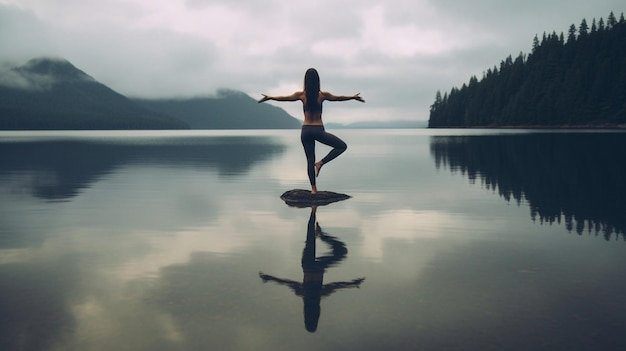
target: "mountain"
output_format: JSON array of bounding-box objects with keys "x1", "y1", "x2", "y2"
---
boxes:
[
  {"x1": 326, "y1": 120, "x2": 427, "y2": 129},
  {"x1": 133, "y1": 91, "x2": 302, "y2": 129},
  {"x1": 0, "y1": 57, "x2": 189, "y2": 130}
]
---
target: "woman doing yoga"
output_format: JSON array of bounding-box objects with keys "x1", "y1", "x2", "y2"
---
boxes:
[{"x1": 258, "y1": 68, "x2": 365, "y2": 194}]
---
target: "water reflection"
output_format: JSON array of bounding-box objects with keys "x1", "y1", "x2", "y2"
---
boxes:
[
  {"x1": 0, "y1": 253, "x2": 77, "y2": 351},
  {"x1": 0, "y1": 136, "x2": 285, "y2": 201},
  {"x1": 1, "y1": 130, "x2": 625, "y2": 350},
  {"x1": 430, "y1": 132, "x2": 626, "y2": 240},
  {"x1": 259, "y1": 205, "x2": 365, "y2": 332}
]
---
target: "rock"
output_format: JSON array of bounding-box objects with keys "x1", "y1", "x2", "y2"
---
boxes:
[{"x1": 280, "y1": 189, "x2": 351, "y2": 207}]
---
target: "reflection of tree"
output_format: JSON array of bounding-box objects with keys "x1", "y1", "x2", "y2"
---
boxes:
[
  {"x1": 259, "y1": 206, "x2": 365, "y2": 332},
  {"x1": 430, "y1": 133, "x2": 626, "y2": 240},
  {"x1": 0, "y1": 136, "x2": 285, "y2": 200}
]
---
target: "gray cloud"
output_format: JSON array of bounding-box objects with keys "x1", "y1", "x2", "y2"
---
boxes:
[{"x1": 1, "y1": 1, "x2": 624, "y2": 122}]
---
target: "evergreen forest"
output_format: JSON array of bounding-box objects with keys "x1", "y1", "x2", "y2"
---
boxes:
[{"x1": 428, "y1": 12, "x2": 626, "y2": 127}]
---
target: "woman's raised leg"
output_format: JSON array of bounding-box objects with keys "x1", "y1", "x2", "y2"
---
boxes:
[{"x1": 315, "y1": 131, "x2": 347, "y2": 176}]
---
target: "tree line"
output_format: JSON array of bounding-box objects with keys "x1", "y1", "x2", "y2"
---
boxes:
[{"x1": 429, "y1": 11, "x2": 626, "y2": 127}]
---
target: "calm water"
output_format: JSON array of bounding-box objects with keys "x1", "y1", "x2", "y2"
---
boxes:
[{"x1": 1, "y1": 129, "x2": 625, "y2": 351}]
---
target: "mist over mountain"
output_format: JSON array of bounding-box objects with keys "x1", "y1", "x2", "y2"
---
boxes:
[
  {"x1": 0, "y1": 57, "x2": 188, "y2": 130},
  {"x1": 133, "y1": 91, "x2": 302, "y2": 129},
  {"x1": 0, "y1": 57, "x2": 301, "y2": 130}
]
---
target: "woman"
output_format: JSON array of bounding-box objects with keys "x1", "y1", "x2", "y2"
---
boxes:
[{"x1": 258, "y1": 68, "x2": 364, "y2": 194}]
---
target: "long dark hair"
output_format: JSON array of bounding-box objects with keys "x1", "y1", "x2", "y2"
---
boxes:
[{"x1": 304, "y1": 68, "x2": 320, "y2": 110}]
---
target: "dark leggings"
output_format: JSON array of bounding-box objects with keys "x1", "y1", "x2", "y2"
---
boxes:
[{"x1": 300, "y1": 125, "x2": 347, "y2": 186}]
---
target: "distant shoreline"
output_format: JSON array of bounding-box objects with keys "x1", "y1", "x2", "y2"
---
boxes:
[{"x1": 428, "y1": 124, "x2": 626, "y2": 130}]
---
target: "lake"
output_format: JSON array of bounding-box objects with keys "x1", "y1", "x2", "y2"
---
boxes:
[{"x1": 1, "y1": 129, "x2": 625, "y2": 351}]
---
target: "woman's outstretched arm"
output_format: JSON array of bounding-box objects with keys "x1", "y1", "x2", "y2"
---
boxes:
[
  {"x1": 321, "y1": 92, "x2": 365, "y2": 103},
  {"x1": 258, "y1": 91, "x2": 302, "y2": 103},
  {"x1": 259, "y1": 271, "x2": 304, "y2": 295}
]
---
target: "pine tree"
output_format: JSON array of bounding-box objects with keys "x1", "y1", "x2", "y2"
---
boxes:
[
  {"x1": 567, "y1": 24, "x2": 577, "y2": 43},
  {"x1": 607, "y1": 11, "x2": 617, "y2": 27},
  {"x1": 579, "y1": 18, "x2": 589, "y2": 37}
]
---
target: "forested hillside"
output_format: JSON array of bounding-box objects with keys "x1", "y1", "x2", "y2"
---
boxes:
[{"x1": 429, "y1": 11, "x2": 626, "y2": 128}]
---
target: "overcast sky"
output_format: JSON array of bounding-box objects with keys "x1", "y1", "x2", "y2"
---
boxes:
[{"x1": 1, "y1": 0, "x2": 623, "y2": 122}]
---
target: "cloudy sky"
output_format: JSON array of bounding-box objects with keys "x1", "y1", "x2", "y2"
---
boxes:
[{"x1": 0, "y1": 0, "x2": 623, "y2": 123}]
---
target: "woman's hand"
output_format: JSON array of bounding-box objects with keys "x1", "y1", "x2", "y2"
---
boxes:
[
  {"x1": 352, "y1": 93, "x2": 365, "y2": 103},
  {"x1": 258, "y1": 94, "x2": 271, "y2": 103}
]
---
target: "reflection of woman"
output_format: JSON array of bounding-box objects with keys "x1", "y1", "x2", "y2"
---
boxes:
[
  {"x1": 258, "y1": 68, "x2": 365, "y2": 194},
  {"x1": 259, "y1": 206, "x2": 365, "y2": 332}
]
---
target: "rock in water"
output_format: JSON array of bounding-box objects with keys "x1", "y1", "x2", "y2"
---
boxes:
[{"x1": 280, "y1": 189, "x2": 351, "y2": 207}]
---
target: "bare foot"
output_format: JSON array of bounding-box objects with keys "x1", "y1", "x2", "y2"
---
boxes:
[
  {"x1": 311, "y1": 185, "x2": 318, "y2": 195},
  {"x1": 315, "y1": 161, "x2": 323, "y2": 177}
]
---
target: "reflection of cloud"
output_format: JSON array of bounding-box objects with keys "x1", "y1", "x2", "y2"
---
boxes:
[
  {"x1": 357, "y1": 209, "x2": 505, "y2": 262},
  {"x1": 0, "y1": 248, "x2": 35, "y2": 264},
  {"x1": 114, "y1": 227, "x2": 249, "y2": 280},
  {"x1": 359, "y1": 210, "x2": 445, "y2": 261},
  {"x1": 0, "y1": 205, "x2": 301, "y2": 349},
  {"x1": 104, "y1": 211, "x2": 299, "y2": 281}
]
